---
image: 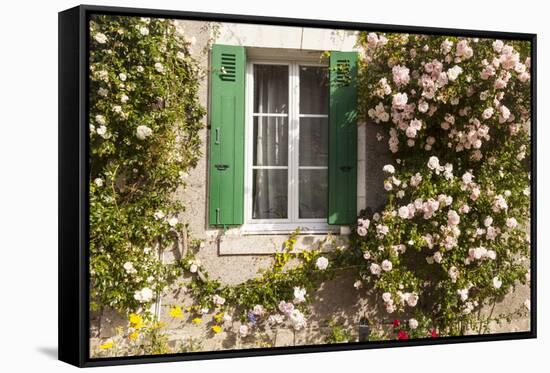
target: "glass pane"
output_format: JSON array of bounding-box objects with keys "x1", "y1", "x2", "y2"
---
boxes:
[
  {"x1": 253, "y1": 117, "x2": 288, "y2": 166},
  {"x1": 299, "y1": 117, "x2": 328, "y2": 167},
  {"x1": 254, "y1": 65, "x2": 288, "y2": 114},
  {"x1": 299, "y1": 169, "x2": 328, "y2": 218},
  {"x1": 252, "y1": 169, "x2": 288, "y2": 219},
  {"x1": 299, "y1": 66, "x2": 329, "y2": 114}
]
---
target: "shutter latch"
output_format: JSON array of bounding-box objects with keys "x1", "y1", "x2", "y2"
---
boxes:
[{"x1": 215, "y1": 164, "x2": 230, "y2": 171}]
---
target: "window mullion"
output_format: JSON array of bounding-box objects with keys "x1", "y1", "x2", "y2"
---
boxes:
[{"x1": 289, "y1": 62, "x2": 300, "y2": 223}]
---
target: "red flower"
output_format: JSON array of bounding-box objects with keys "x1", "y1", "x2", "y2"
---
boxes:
[
  {"x1": 430, "y1": 329, "x2": 439, "y2": 338},
  {"x1": 397, "y1": 330, "x2": 409, "y2": 340},
  {"x1": 393, "y1": 319, "x2": 400, "y2": 328}
]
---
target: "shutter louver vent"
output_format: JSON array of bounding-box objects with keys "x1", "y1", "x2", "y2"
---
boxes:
[
  {"x1": 220, "y1": 53, "x2": 237, "y2": 82},
  {"x1": 335, "y1": 59, "x2": 352, "y2": 86}
]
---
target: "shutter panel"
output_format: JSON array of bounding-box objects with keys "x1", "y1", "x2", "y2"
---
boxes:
[
  {"x1": 328, "y1": 51, "x2": 358, "y2": 225},
  {"x1": 208, "y1": 45, "x2": 246, "y2": 226}
]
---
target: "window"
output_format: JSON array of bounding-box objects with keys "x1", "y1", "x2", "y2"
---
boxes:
[
  {"x1": 208, "y1": 44, "x2": 358, "y2": 230},
  {"x1": 244, "y1": 60, "x2": 331, "y2": 232}
]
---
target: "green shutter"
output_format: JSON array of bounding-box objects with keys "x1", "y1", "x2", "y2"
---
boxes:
[
  {"x1": 208, "y1": 45, "x2": 246, "y2": 226},
  {"x1": 328, "y1": 51, "x2": 358, "y2": 225}
]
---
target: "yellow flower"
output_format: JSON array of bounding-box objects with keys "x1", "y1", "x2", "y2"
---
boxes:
[
  {"x1": 169, "y1": 305, "x2": 183, "y2": 319},
  {"x1": 129, "y1": 313, "x2": 144, "y2": 329},
  {"x1": 191, "y1": 317, "x2": 202, "y2": 325},
  {"x1": 213, "y1": 312, "x2": 224, "y2": 323},
  {"x1": 128, "y1": 331, "x2": 139, "y2": 341},
  {"x1": 99, "y1": 341, "x2": 113, "y2": 350},
  {"x1": 212, "y1": 325, "x2": 222, "y2": 334}
]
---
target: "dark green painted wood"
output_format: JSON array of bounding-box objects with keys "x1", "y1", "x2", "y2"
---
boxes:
[
  {"x1": 208, "y1": 44, "x2": 246, "y2": 225},
  {"x1": 328, "y1": 51, "x2": 358, "y2": 225}
]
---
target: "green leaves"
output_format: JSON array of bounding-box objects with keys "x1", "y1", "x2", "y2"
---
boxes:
[{"x1": 89, "y1": 15, "x2": 204, "y2": 313}]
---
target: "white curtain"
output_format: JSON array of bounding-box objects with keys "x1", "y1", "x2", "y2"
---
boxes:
[{"x1": 253, "y1": 65, "x2": 288, "y2": 219}]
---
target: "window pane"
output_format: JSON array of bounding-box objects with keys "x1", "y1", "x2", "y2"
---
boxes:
[
  {"x1": 299, "y1": 66, "x2": 328, "y2": 114},
  {"x1": 299, "y1": 117, "x2": 328, "y2": 167},
  {"x1": 254, "y1": 65, "x2": 288, "y2": 114},
  {"x1": 252, "y1": 169, "x2": 288, "y2": 219},
  {"x1": 299, "y1": 169, "x2": 327, "y2": 218},
  {"x1": 253, "y1": 117, "x2": 288, "y2": 166}
]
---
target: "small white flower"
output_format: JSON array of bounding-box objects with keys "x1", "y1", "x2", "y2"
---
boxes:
[
  {"x1": 94, "y1": 33, "x2": 108, "y2": 44},
  {"x1": 406, "y1": 293, "x2": 419, "y2": 307},
  {"x1": 382, "y1": 292, "x2": 392, "y2": 303},
  {"x1": 315, "y1": 256, "x2": 329, "y2": 270},
  {"x1": 136, "y1": 125, "x2": 153, "y2": 140},
  {"x1": 134, "y1": 287, "x2": 154, "y2": 303},
  {"x1": 408, "y1": 318, "x2": 419, "y2": 329},
  {"x1": 123, "y1": 261, "x2": 135, "y2": 274},
  {"x1": 168, "y1": 217, "x2": 178, "y2": 227},
  {"x1": 353, "y1": 280, "x2": 363, "y2": 289},
  {"x1": 293, "y1": 287, "x2": 307, "y2": 304},
  {"x1": 382, "y1": 164, "x2": 395, "y2": 174},
  {"x1": 95, "y1": 115, "x2": 106, "y2": 126},
  {"x1": 492, "y1": 276, "x2": 502, "y2": 289},
  {"x1": 381, "y1": 260, "x2": 393, "y2": 272},
  {"x1": 154, "y1": 211, "x2": 165, "y2": 220},
  {"x1": 238, "y1": 324, "x2": 249, "y2": 337},
  {"x1": 94, "y1": 178, "x2": 104, "y2": 187},
  {"x1": 506, "y1": 217, "x2": 518, "y2": 229},
  {"x1": 154, "y1": 62, "x2": 165, "y2": 73},
  {"x1": 118, "y1": 73, "x2": 127, "y2": 82},
  {"x1": 370, "y1": 263, "x2": 382, "y2": 276},
  {"x1": 139, "y1": 26, "x2": 149, "y2": 36},
  {"x1": 177, "y1": 51, "x2": 186, "y2": 60},
  {"x1": 213, "y1": 294, "x2": 226, "y2": 305},
  {"x1": 189, "y1": 263, "x2": 198, "y2": 273}
]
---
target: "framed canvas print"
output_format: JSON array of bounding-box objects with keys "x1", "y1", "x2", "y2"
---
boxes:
[{"x1": 58, "y1": 4, "x2": 537, "y2": 367}]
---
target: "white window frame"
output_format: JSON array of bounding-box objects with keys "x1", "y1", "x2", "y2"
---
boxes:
[{"x1": 242, "y1": 57, "x2": 337, "y2": 234}]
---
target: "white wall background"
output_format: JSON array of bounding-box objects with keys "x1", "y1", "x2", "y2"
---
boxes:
[{"x1": 0, "y1": 0, "x2": 546, "y2": 371}]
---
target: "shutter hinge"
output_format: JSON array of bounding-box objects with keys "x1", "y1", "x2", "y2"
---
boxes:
[{"x1": 216, "y1": 208, "x2": 221, "y2": 225}]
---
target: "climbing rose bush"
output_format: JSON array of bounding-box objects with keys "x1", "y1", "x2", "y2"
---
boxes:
[
  {"x1": 354, "y1": 33, "x2": 531, "y2": 336},
  {"x1": 88, "y1": 15, "x2": 205, "y2": 312}
]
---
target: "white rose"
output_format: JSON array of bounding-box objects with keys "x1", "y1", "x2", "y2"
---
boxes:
[
  {"x1": 381, "y1": 260, "x2": 393, "y2": 272},
  {"x1": 427, "y1": 156, "x2": 441, "y2": 170},
  {"x1": 136, "y1": 125, "x2": 152, "y2": 140},
  {"x1": 154, "y1": 62, "x2": 164, "y2": 73},
  {"x1": 408, "y1": 318, "x2": 419, "y2": 329},
  {"x1": 447, "y1": 210, "x2": 460, "y2": 226},
  {"x1": 168, "y1": 217, "x2": 178, "y2": 227},
  {"x1": 238, "y1": 324, "x2": 249, "y2": 337},
  {"x1": 383, "y1": 164, "x2": 395, "y2": 174},
  {"x1": 293, "y1": 287, "x2": 307, "y2": 304},
  {"x1": 382, "y1": 292, "x2": 392, "y2": 303},
  {"x1": 118, "y1": 73, "x2": 127, "y2": 82},
  {"x1": 406, "y1": 293, "x2": 419, "y2": 307},
  {"x1": 492, "y1": 276, "x2": 502, "y2": 289},
  {"x1": 370, "y1": 263, "x2": 381, "y2": 276},
  {"x1": 447, "y1": 65, "x2": 463, "y2": 81},
  {"x1": 506, "y1": 217, "x2": 518, "y2": 229},
  {"x1": 94, "y1": 33, "x2": 108, "y2": 44},
  {"x1": 94, "y1": 178, "x2": 103, "y2": 187},
  {"x1": 315, "y1": 256, "x2": 329, "y2": 270},
  {"x1": 398, "y1": 206, "x2": 410, "y2": 219}
]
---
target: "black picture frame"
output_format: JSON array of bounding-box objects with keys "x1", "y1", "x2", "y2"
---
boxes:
[{"x1": 58, "y1": 4, "x2": 537, "y2": 367}]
